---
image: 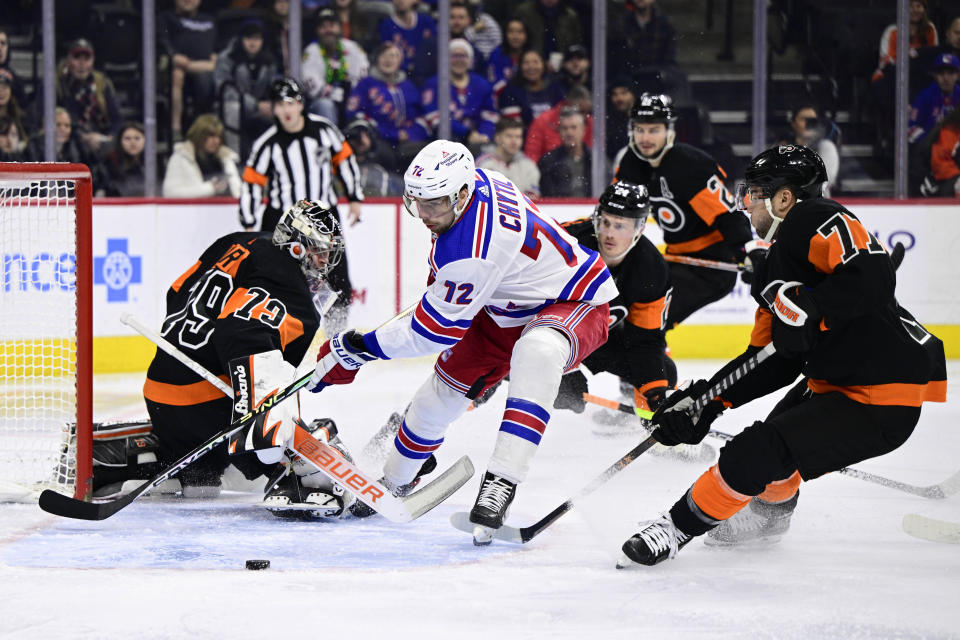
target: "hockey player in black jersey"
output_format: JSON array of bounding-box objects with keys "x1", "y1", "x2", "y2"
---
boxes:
[
  {"x1": 618, "y1": 145, "x2": 947, "y2": 567},
  {"x1": 556, "y1": 182, "x2": 676, "y2": 417},
  {"x1": 92, "y1": 201, "x2": 361, "y2": 519},
  {"x1": 613, "y1": 93, "x2": 754, "y2": 329}
]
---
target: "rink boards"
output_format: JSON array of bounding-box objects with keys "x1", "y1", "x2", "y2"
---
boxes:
[{"x1": 60, "y1": 198, "x2": 959, "y2": 372}]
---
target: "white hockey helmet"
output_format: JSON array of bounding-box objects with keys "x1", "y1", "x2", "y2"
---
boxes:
[
  {"x1": 272, "y1": 200, "x2": 344, "y2": 282},
  {"x1": 402, "y1": 139, "x2": 476, "y2": 222}
]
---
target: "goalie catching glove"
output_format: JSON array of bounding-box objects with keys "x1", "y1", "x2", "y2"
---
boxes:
[
  {"x1": 649, "y1": 380, "x2": 724, "y2": 446},
  {"x1": 309, "y1": 330, "x2": 379, "y2": 392}
]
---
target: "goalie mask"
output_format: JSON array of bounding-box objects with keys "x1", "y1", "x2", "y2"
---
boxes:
[
  {"x1": 593, "y1": 181, "x2": 651, "y2": 261},
  {"x1": 628, "y1": 93, "x2": 678, "y2": 164},
  {"x1": 734, "y1": 144, "x2": 827, "y2": 241},
  {"x1": 402, "y1": 140, "x2": 476, "y2": 229},
  {"x1": 273, "y1": 200, "x2": 344, "y2": 282}
]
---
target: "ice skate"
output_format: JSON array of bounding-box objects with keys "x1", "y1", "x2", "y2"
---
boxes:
[
  {"x1": 705, "y1": 493, "x2": 798, "y2": 546},
  {"x1": 469, "y1": 471, "x2": 518, "y2": 546},
  {"x1": 617, "y1": 513, "x2": 693, "y2": 567}
]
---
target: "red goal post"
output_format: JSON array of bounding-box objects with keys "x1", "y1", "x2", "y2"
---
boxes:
[{"x1": 0, "y1": 163, "x2": 92, "y2": 501}]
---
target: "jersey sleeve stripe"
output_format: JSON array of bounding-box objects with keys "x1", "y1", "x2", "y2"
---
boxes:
[
  {"x1": 689, "y1": 186, "x2": 730, "y2": 225},
  {"x1": 627, "y1": 297, "x2": 667, "y2": 330},
  {"x1": 242, "y1": 166, "x2": 268, "y2": 186},
  {"x1": 558, "y1": 251, "x2": 599, "y2": 300},
  {"x1": 472, "y1": 200, "x2": 490, "y2": 259},
  {"x1": 171, "y1": 260, "x2": 202, "y2": 293},
  {"x1": 750, "y1": 308, "x2": 773, "y2": 347}
]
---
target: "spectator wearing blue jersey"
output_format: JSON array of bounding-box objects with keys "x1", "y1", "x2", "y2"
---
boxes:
[
  {"x1": 909, "y1": 53, "x2": 960, "y2": 144},
  {"x1": 422, "y1": 39, "x2": 498, "y2": 149},
  {"x1": 485, "y1": 18, "x2": 528, "y2": 101},
  {"x1": 346, "y1": 42, "x2": 428, "y2": 169},
  {"x1": 379, "y1": 0, "x2": 437, "y2": 77},
  {"x1": 498, "y1": 49, "x2": 565, "y2": 126}
]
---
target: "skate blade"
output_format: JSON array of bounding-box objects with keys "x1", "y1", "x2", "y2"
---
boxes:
[
  {"x1": 615, "y1": 553, "x2": 636, "y2": 569},
  {"x1": 264, "y1": 497, "x2": 339, "y2": 519},
  {"x1": 472, "y1": 524, "x2": 494, "y2": 546}
]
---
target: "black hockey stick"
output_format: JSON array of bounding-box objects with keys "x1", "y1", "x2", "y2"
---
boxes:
[
  {"x1": 38, "y1": 371, "x2": 314, "y2": 520},
  {"x1": 450, "y1": 345, "x2": 778, "y2": 544},
  {"x1": 583, "y1": 397, "x2": 960, "y2": 500}
]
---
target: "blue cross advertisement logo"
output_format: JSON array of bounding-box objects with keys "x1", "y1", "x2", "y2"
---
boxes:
[{"x1": 94, "y1": 238, "x2": 142, "y2": 302}]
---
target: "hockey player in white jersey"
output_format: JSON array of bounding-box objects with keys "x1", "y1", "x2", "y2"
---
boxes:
[{"x1": 309, "y1": 140, "x2": 617, "y2": 543}]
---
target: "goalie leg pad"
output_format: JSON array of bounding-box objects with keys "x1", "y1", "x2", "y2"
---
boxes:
[
  {"x1": 488, "y1": 327, "x2": 570, "y2": 483},
  {"x1": 91, "y1": 420, "x2": 160, "y2": 496}
]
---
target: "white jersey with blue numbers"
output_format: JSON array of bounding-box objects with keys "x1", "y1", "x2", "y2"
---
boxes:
[{"x1": 365, "y1": 168, "x2": 618, "y2": 360}]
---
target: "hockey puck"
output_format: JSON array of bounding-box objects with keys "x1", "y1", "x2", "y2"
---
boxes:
[{"x1": 245, "y1": 559, "x2": 270, "y2": 570}]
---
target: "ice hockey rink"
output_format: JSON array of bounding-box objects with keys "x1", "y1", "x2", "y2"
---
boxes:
[{"x1": 1, "y1": 358, "x2": 958, "y2": 639}]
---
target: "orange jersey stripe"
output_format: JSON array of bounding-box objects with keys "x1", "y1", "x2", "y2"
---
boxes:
[
  {"x1": 690, "y1": 464, "x2": 752, "y2": 521},
  {"x1": 143, "y1": 376, "x2": 230, "y2": 406},
  {"x1": 331, "y1": 140, "x2": 354, "y2": 167},
  {"x1": 665, "y1": 230, "x2": 724, "y2": 254},
  {"x1": 807, "y1": 378, "x2": 947, "y2": 407},
  {"x1": 627, "y1": 296, "x2": 667, "y2": 330},
  {"x1": 242, "y1": 166, "x2": 268, "y2": 186},
  {"x1": 689, "y1": 185, "x2": 730, "y2": 226},
  {"x1": 757, "y1": 471, "x2": 801, "y2": 503},
  {"x1": 171, "y1": 260, "x2": 202, "y2": 293},
  {"x1": 807, "y1": 213, "x2": 876, "y2": 274},
  {"x1": 750, "y1": 308, "x2": 773, "y2": 347}
]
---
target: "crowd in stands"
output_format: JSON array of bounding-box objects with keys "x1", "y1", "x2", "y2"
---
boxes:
[{"x1": 0, "y1": 0, "x2": 957, "y2": 199}]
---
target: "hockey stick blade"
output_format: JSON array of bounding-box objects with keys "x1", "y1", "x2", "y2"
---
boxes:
[
  {"x1": 450, "y1": 436, "x2": 659, "y2": 544},
  {"x1": 902, "y1": 513, "x2": 960, "y2": 544},
  {"x1": 289, "y1": 424, "x2": 474, "y2": 523}
]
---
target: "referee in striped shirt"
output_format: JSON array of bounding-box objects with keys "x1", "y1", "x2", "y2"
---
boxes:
[{"x1": 240, "y1": 77, "x2": 363, "y2": 330}]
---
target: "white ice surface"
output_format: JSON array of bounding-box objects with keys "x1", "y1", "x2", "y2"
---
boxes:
[{"x1": 1, "y1": 359, "x2": 958, "y2": 639}]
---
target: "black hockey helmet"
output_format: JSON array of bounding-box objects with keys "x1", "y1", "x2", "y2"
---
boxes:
[
  {"x1": 593, "y1": 181, "x2": 650, "y2": 248},
  {"x1": 596, "y1": 181, "x2": 651, "y2": 219},
  {"x1": 737, "y1": 144, "x2": 827, "y2": 205},
  {"x1": 273, "y1": 200, "x2": 344, "y2": 281},
  {"x1": 629, "y1": 93, "x2": 677, "y2": 126},
  {"x1": 270, "y1": 77, "x2": 305, "y2": 104}
]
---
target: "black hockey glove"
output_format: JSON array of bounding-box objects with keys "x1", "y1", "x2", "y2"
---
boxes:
[
  {"x1": 553, "y1": 370, "x2": 588, "y2": 413},
  {"x1": 650, "y1": 380, "x2": 724, "y2": 446},
  {"x1": 740, "y1": 239, "x2": 769, "y2": 285},
  {"x1": 770, "y1": 282, "x2": 822, "y2": 359}
]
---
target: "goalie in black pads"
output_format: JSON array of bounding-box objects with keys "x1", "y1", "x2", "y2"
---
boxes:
[
  {"x1": 618, "y1": 144, "x2": 947, "y2": 567},
  {"x1": 92, "y1": 201, "x2": 360, "y2": 519}
]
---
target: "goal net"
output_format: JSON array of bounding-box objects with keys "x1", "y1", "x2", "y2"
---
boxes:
[{"x1": 0, "y1": 163, "x2": 92, "y2": 501}]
